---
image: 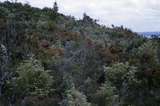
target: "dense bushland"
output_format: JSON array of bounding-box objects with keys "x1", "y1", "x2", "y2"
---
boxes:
[{"x1": 0, "y1": 1, "x2": 160, "y2": 106}]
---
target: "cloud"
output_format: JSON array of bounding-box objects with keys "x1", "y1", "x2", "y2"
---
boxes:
[{"x1": 1, "y1": 0, "x2": 160, "y2": 32}]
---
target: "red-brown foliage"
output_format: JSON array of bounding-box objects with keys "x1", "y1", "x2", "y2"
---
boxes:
[
  {"x1": 57, "y1": 31, "x2": 81, "y2": 41},
  {"x1": 46, "y1": 47, "x2": 64, "y2": 57},
  {"x1": 40, "y1": 39, "x2": 50, "y2": 48},
  {"x1": 85, "y1": 37, "x2": 94, "y2": 48},
  {"x1": 100, "y1": 48, "x2": 119, "y2": 63}
]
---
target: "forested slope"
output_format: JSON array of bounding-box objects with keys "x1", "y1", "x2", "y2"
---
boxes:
[{"x1": 0, "y1": 1, "x2": 160, "y2": 106}]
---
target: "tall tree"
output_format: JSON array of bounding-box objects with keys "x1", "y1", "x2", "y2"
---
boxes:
[{"x1": 53, "y1": 1, "x2": 58, "y2": 13}]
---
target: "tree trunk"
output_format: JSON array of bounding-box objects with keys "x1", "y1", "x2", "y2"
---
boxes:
[
  {"x1": 21, "y1": 97, "x2": 27, "y2": 106},
  {"x1": 9, "y1": 102, "x2": 15, "y2": 106},
  {"x1": 0, "y1": 85, "x2": 2, "y2": 97}
]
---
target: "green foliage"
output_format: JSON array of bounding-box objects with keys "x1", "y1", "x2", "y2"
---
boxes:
[
  {"x1": 136, "y1": 41, "x2": 159, "y2": 67},
  {"x1": 105, "y1": 62, "x2": 137, "y2": 88},
  {"x1": 103, "y1": 63, "x2": 143, "y2": 105},
  {"x1": 0, "y1": 6, "x2": 10, "y2": 18},
  {"x1": 5, "y1": 59, "x2": 53, "y2": 98},
  {"x1": 95, "y1": 83, "x2": 118, "y2": 106},
  {"x1": 65, "y1": 87, "x2": 91, "y2": 106}
]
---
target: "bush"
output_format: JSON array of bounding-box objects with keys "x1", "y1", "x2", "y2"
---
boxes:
[
  {"x1": 62, "y1": 87, "x2": 91, "y2": 106},
  {"x1": 4, "y1": 59, "x2": 54, "y2": 104}
]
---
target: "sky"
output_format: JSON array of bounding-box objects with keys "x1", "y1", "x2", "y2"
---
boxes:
[{"x1": 1, "y1": 0, "x2": 160, "y2": 32}]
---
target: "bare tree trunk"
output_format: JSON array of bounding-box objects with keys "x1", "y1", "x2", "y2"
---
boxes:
[
  {"x1": 9, "y1": 101, "x2": 15, "y2": 106},
  {"x1": 9, "y1": 103, "x2": 15, "y2": 106},
  {"x1": 21, "y1": 97, "x2": 27, "y2": 106},
  {"x1": 8, "y1": 95, "x2": 16, "y2": 106},
  {"x1": 0, "y1": 86, "x2": 1, "y2": 97}
]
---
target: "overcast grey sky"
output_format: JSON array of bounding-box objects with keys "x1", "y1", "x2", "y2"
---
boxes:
[{"x1": 1, "y1": 0, "x2": 160, "y2": 32}]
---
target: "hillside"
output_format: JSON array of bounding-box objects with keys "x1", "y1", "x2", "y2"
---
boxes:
[{"x1": 0, "y1": 1, "x2": 160, "y2": 106}]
